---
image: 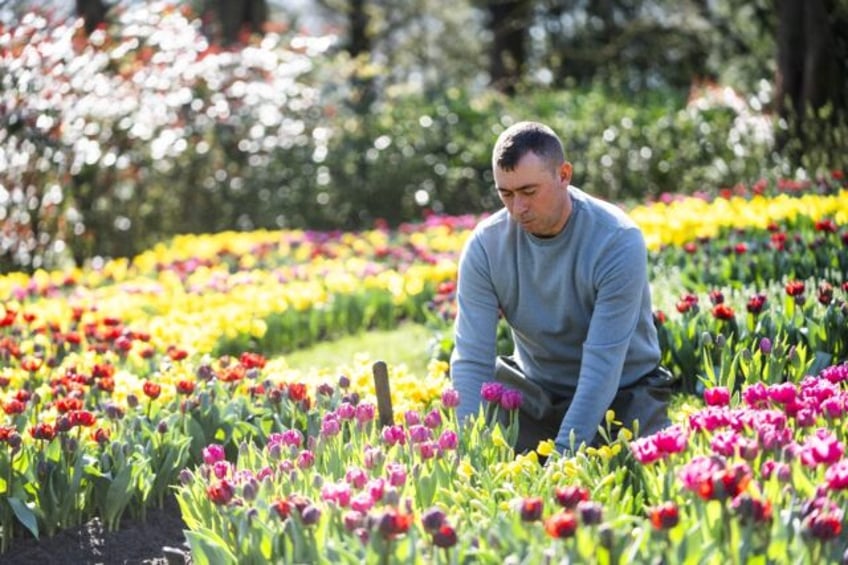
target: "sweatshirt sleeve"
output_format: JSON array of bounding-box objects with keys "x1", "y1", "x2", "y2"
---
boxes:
[
  {"x1": 554, "y1": 228, "x2": 649, "y2": 451},
  {"x1": 450, "y1": 234, "x2": 501, "y2": 425}
]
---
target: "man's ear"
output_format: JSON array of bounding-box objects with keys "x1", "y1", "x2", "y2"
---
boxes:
[{"x1": 560, "y1": 162, "x2": 573, "y2": 185}]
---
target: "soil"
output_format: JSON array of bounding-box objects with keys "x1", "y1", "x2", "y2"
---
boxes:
[{"x1": 1, "y1": 496, "x2": 191, "y2": 565}]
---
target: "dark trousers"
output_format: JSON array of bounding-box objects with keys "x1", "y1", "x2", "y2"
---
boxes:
[{"x1": 494, "y1": 356, "x2": 674, "y2": 454}]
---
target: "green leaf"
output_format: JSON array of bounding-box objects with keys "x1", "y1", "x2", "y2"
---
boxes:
[
  {"x1": 104, "y1": 460, "x2": 136, "y2": 528},
  {"x1": 8, "y1": 497, "x2": 39, "y2": 539},
  {"x1": 809, "y1": 350, "x2": 833, "y2": 376},
  {"x1": 186, "y1": 415, "x2": 209, "y2": 459},
  {"x1": 186, "y1": 528, "x2": 238, "y2": 565}
]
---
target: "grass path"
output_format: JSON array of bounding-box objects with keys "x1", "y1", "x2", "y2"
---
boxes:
[{"x1": 280, "y1": 321, "x2": 437, "y2": 376}]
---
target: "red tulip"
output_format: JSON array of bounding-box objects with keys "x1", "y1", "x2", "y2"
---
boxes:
[
  {"x1": 143, "y1": 381, "x2": 162, "y2": 400},
  {"x1": 239, "y1": 352, "x2": 267, "y2": 369},
  {"x1": 20, "y1": 357, "x2": 43, "y2": 372},
  {"x1": 273, "y1": 498, "x2": 292, "y2": 519},
  {"x1": 519, "y1": 497, "x2": 544, "y2": 522},
  {"x1": 649, "y1": 501, "x2": 679, "y2": 530},
  {"x1": 378, "y1": 507, "x2": 413, "y2": 539},
  {"x1": 544, "y1": 511, "x2": 578, "y2": 539},
  {"x1": 30, "y1": 423, "x2": 57, "y2": 441},
  {"x1": 206, "y1": 479, "x2": 235, "y2": 505},
  {"x1": 432, "y1": 523, "x2": 458, "y2": 548},
  {"x1": 176, "y1": 380, "x2": 196, "y2": 395},
  {"x1": 553, "y1": 485, "x2": 590, "y2": 510},
  {"x1": 785, "y1": 280, "x2": 805, "y2": 297},
  {"x1": 3, "y1": 399, "x2": 26, "y2": 415},
  {"x1": 711, "y1": 303, "x2": 735, "y2": 321},
  {"x1": 746, "y1": 293, "x2": 767, "y2": 314}
]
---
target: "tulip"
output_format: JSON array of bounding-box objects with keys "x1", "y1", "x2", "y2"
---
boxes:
[
  {"x1": 350, "y1": 492, "x2": 375, "y2": 513},
  {"x1": 335, "y1": 402, "x2": 356, "y2": 421},
  {"x1": 272, "y1": 498, "x2": 292, "y2": 519},
  {"x1": 345, "y1": 466, "x2": 368, "y2": 489},
  {"x1": 703, "y1": 386, "x2": 730, "y2": 406},
  {"x1": 386, "y1": 463, "x2": 407, "y2": 487},
  {"x1": 440, "y1": 388, "x2": 460, "y2": 409},
  {"x1": 203, "y1": 444, "x2": 226, "y2": 465},
  {"x1": 300, "y1": 504, "x2": 321, "y2": 526},
  {"x1": 648, "y1": 501, "x2": 679, "y2": 530},
  {"x1": 423, "y1": 409, "x2": 442, "y2": 429},
  {"x1": 141, "y1": 380, "x2": 161, "y2": 400},
  {"x1": 544, "y1": 511, "x2": 577, "y2": 538},
  {"x1": 553, "y1": 485, "x2": 589, "y2": 510},
  {"x1": 437, "y1": 430, "x2": 458, "y2": 451},
  {"x1": 577, "y1": 501, "x2": 603, "y2": 525},
  {"x1": 377, "y1": 507, "x2": 413, "y2": 539},
  {"x1": 355, "y1": 402, "x2": 376, "y2": 426},
  {"x1": 206, "y1": 479, "x2": 235, "y2": 506},
  {"x1": 499, "y1": 389, "x2": 523, "y2": 411},
  {"x1": 408, "y1": 424, "x2": 432, "y2": 444},
  {"x1": 480, "y1": 382, "x2": 504, "y2": 404},
  {"x1": 421, "y1": 507, "x2": 447, "y2": 533},
  {"x1": 803, "y1": 508, "x2": 843, "y2": 541},
  {"x1": 432, "y1": 523, "x2": 458, "y2": 548},
  {"x1": 519, "y1": 497, "x2": 543, "y2": 522},
  {"x1": 731, "y1": 494, "x2": 773, "y2": 525},
  {"x1": 404, "y1": 410, "x2": 421, "y2": 426}
]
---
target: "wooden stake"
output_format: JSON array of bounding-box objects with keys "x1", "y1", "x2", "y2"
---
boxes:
[{"x1": 372, "y1": 361, "x2": 393, "y2": 427}]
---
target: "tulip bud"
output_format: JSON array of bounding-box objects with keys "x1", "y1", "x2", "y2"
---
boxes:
[
  {"x1": 300, "y1": 504, "x2": 321, "y2": 526},
  {"x1": 179, "y1": 469, "x2": 194, "y2": 486}
]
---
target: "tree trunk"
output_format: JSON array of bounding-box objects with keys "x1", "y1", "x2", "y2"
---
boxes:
[
  {"x1": 486, "y1": 0, "x2": 531, "y2": 94},
  {"x1": 75, "y1": 0, "x2": 107, "y2": 34},
  {"x1": 775, "y1": 0, "x2": 846, "y2": 159},
  {"x1": 213, "y1": 0, "x2": 269, "y2": 45},
  {"x1": 348, "y1": 0, "x2": 370, "y2": 57}
]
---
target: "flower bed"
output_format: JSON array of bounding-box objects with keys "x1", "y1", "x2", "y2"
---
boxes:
[{"x1": 1, "y1": 183, "x2": 847, "y2": 562}]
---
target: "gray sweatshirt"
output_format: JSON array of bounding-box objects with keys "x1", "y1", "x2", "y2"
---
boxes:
[{"x1": 450, "y1": 186, "x2": 661, "y2": 450}]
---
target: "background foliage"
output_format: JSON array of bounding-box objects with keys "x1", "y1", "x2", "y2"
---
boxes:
[{"x1": 0, "y1": 0, "x2": 846, "y2": 273}]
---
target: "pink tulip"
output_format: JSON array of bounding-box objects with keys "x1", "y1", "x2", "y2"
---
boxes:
[
  {"x1": 438, "y1": 430, "x2": 458, "y2": 451},
  {"x1": 345, "y1": 466, "x2": 368, "y2": 489},
  {"x1": 202, "y1": 444, "x2": 226, "y2": 465},
  {"x1": 500, "y1": 389, "x2": 523, "y2": 411},
  {"x1": 825, "y1": 459, "x2": 848, "y2": 490},
  {"x1": 800, "y1": 429, "x2": 845, "y2": 468},
  {"x1": 404, "y1": 410, "x2": 421, "y2": 426},
  {"x1": 441, "y1": 388, "x2": 460, "y2": 408},
  {"x1": 703, "y1": 386, "x2": 730, "y2": 406}
]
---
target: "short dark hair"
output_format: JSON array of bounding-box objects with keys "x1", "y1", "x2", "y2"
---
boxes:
[{"x1": 492, "y1": 121, "x2": 565, "y2": 172}]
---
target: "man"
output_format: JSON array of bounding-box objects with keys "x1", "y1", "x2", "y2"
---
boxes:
[{"x1": 450, "y1": 121, "x2": 671, "y2": 455}]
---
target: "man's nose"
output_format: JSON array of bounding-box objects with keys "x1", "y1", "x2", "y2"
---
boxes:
[{"x1": 514, "y1": 194, "x2": 529, "y2": 213}]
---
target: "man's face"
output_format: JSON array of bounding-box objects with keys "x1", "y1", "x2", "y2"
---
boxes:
[{"x1": 494, "y1": 152, "x2": 572, "y2": 237}]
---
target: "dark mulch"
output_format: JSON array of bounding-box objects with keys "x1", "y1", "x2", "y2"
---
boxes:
[{"x1": 1, "y1": 496, "x2": 191, "y2": 565}]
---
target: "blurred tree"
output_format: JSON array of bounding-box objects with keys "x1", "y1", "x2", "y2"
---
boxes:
[
  {"x1": 200, "y1": 0, "x2": 269, "y2": 45},
  {"x1": 482, "y1": 0, "x2": 531, "y2": 94},
  {"x1": 75, "y1": 0, "x2": 106, "y2": 34},
  {"x1": 533, "y1": 0, "x2": 712, "y2": 93},
  {"x1": 346, "y1": 0, "x2": 370, "y2": 57},
  {"x1": 774, "y1": 0, "x2": 848, "y2": 166},
  {"x1": 688, "y1": 0, "x2": 775, "y2": 94},
  {"x1": 310, "y1": 0, "x2": 486, "y2": 93}
]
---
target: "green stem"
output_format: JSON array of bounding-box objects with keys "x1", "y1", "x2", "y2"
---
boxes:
[{"x1": 1, "y1": 450, "x2": 12, "y2": 554}]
